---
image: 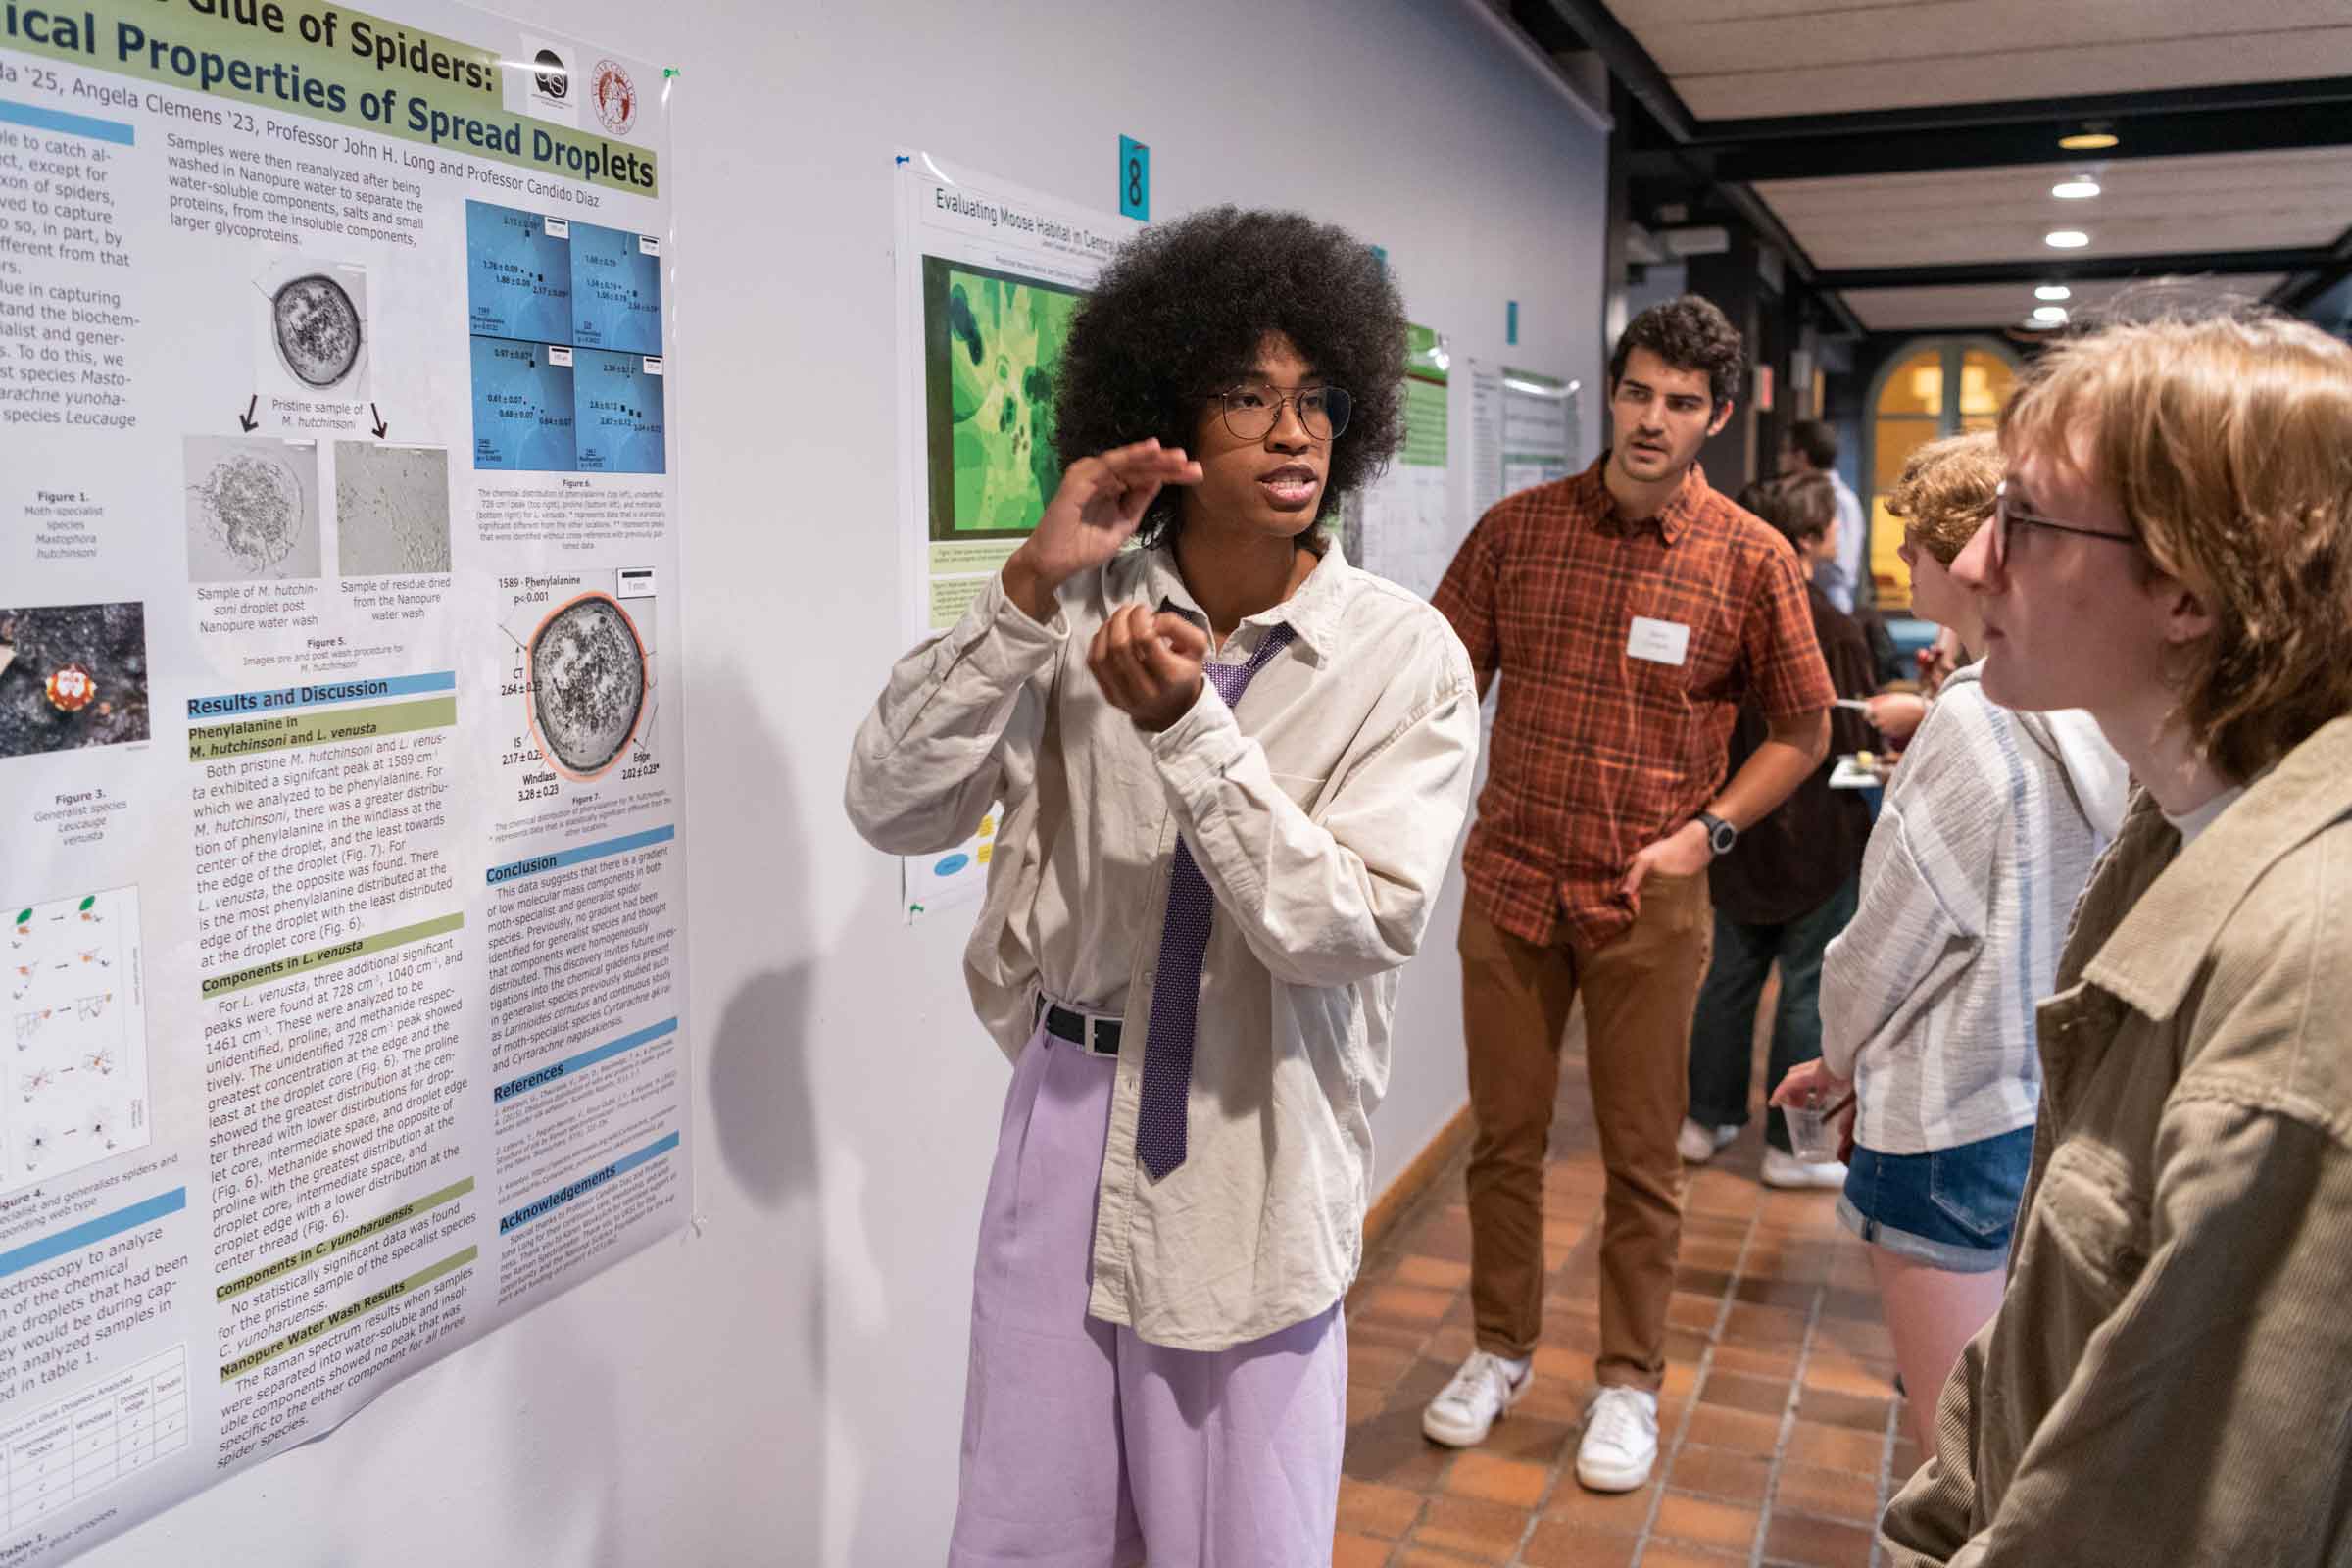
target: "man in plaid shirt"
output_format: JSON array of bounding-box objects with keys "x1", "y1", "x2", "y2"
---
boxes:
[{"x1": 1423, "y1": 296, "x2": 1835, "y2": 1491}]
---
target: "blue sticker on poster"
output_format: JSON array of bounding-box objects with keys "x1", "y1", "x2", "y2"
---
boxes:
[
  {"x1": 466, "y1": 201, "x2": 572, "y2": 344},
  {"x1": 570, "y1": 222, "x2": 663, "y2": 354},
  {"x1": 470, "y1": 338, "x2": 576, "y2": 472},
  {"x1": 573, "y1": 348, "x2": 666, "y2": 474}
]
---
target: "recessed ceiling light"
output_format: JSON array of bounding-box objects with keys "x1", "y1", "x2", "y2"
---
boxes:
[
  {"x1": 2045, "y1": 229, "x2": 2090, "y2": 249},
  {"x1": 2052, "y1": 177, "x2": 2101, "y2": 199},
  {"x1": 2035, "y1": 285, "x2": 2073, "y2": 301},
  {"x1": 2033, "y1": 305, "x2": 2069, "y2": 324},
  {"x1": 2060, "y1": 131, "x2": 2120, "y2": 151}
]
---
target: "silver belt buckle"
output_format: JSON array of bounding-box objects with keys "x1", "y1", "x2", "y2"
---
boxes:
[
  {"x1": 1066, "y1": 1005, "x2": 1115, "y2": 1056},
  {"x1": 1038, "y1": 995, "x2": 1118, "y2": 1056}
]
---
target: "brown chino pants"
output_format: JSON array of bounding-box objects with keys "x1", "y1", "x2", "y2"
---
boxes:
[{"x1": 1458, "y1": 873, "x2": 1714, "y2": 1392}]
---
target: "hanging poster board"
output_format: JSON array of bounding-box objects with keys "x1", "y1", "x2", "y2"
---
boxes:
[
  {"x1": 891, "y1": 151, "x2": 1135, "y2": 919},
  {"x1": 0, "y1": 5, "x2": 689, "y2": 1557}
]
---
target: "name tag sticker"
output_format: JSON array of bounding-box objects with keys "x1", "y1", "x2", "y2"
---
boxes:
[{"x1": 1627, "y1": 616, "x2": 1690, "y2": 666}]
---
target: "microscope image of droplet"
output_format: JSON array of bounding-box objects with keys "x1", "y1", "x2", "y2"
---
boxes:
[
  {"x1": 273, "y1": 273, "x2": 364, "y2": 389},
  {"x1": 528, "y1": 595, "x2": 645, "y2": 776},
  {"x1": 335, "y1": 443, "x2": 452, "y2": 575},
  {"x1": 196, "y1": 452, "x2": 306, "y2": 573},
  {"x1": 183, "y1": 437, "x2": 321, "y2": 582}
]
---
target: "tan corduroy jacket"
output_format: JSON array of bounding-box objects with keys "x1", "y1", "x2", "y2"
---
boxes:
[{"x1": 1882, "y1": 713, "x2": 2352, "y2": 1567}]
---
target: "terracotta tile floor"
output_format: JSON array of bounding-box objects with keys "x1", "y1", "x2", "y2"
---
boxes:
[{"x1": 1338, "y1": 1005, "x2": 1921, "y2": 1568}]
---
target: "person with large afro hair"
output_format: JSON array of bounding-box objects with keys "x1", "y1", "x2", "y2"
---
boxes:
[
  {"x1": 847, "y1": 206, "x2": 1481, "y2": 1565},
  {"x1": 1049, "y1": 204, "x2": 1404, "y2": 549}
]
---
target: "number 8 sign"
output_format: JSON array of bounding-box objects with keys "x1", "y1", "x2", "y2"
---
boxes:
[{"x1": 1119, "y1": 135, "x2": 1151, "y2": 221}]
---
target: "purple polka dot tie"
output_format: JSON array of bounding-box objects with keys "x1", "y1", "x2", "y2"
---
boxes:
[{"x1": 1136, "y1": 622, "x2": 1295, "y2": 1181}]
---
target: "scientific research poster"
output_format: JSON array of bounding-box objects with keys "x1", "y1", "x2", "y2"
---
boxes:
[
  {"x1": 1346, "y1": 322, "x2": 1456, "y2": 600},
  {"x1": 0, "y1": 2, "x2": 688, "y2": 1558},
  {"x1": 1466, "y1": 360, "x2": 1576, "y2": 521},
  {"x1": 892, "y1": 150, "x2": 1134, "y2": 919}
]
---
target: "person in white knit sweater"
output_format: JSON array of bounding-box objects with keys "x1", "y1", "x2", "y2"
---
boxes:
[{"x1": 1775, "y1": 433, "x2": 2128, "y2": 1450}]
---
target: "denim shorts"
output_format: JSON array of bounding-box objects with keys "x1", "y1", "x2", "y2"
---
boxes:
[{"x1": 1836, "y1": 1125, "x2": 2035, "y2": 1273}]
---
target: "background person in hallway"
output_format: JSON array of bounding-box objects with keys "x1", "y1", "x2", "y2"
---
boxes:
[
  {"x1": 1880, "y1": 307, "x2": 2352, "y2": 1568},
  {"x1": 1422, "y1": 295, "x2": 1834, "y2": 1493},
  {"x1": 1681, "y1": 473, "x2": 1879, "y2": 1192},
  {"x1": 845, "y1": 208, "x2": 1480, "y2": 1567},
  {"x1": 1774, "y1": 432, "x2": 2126, "y2": 1453},
  {"x1": 1783, "y1": 418, "x2": 1869, "y2": 612}
]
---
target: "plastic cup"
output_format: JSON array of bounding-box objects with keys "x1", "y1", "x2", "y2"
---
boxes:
[{"x1": 1785, "y1": 1090, "x2": 1842, "y2": 1164}]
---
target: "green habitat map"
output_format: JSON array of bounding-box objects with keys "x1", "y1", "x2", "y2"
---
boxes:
[{"x1": 925, "y1": 259, "x2": 1082, "y2": 538}]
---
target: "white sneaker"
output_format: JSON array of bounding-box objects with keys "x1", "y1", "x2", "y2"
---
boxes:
[
  {"x1": 1421, "y1": 1350, "x2": 1531, "y2": 1447},
  {"x1": 1576, "y1": 1386, "x2": 1660, "y2": 1492},
  {"x1": 1762, "y1": 1148, "x2": 1848, "y2": 1190},
  {"x1": 1678, "y1": 1118, "x2": 1740, "y2": 1164}
]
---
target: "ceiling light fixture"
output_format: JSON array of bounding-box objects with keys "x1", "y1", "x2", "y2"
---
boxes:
[
  {"x1": 2033, "y1": 305, "x2": 2070, "y2": 324},
  {"x1": 2035, "y1": 285, "x2": 2073, "y2": 301},
  {"x1": 2052, "y1": 176, "x2": 2101, "y2": 199},
  {"x1": 2060, "y1": 131, "x2": 2120, "y2": 151},
  {"x1": 2045, "y1": 229, "x2": 2090, "y2": 249}
]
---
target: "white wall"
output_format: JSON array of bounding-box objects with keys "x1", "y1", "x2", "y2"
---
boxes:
[{"x1": 87, "y1": 2, "x2": 1608, "y2": 1563}]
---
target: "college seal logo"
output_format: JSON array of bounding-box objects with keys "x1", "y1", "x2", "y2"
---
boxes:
[{"x1": 591, "y1": 59, "x2": 638, "y2": 135}]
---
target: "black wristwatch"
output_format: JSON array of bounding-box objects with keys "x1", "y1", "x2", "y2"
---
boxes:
[{"x1": 1696, "y1": 811, "x2": 1738, "y2": 857}]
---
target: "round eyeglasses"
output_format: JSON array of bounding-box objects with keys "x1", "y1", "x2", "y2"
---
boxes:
[{"x1": 1209, "y1": 383, "x2": 1351, "y2": 442}]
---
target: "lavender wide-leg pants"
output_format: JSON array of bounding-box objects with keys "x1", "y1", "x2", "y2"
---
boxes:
[{"x1": 947, "y1": 1022, "x2": 1348, "y2": 1568}]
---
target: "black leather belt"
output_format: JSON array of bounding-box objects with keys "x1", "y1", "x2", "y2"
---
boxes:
[{"x1": 1036, "y1": 997, "x2": 1121, "y2": 1056}]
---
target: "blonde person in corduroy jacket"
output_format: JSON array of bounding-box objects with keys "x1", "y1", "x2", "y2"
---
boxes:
[{"x1": 1870, "y1": 306, "x2": 2352, "y2": 1566}]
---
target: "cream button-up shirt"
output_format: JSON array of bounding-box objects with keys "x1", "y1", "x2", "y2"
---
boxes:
[{"x1": 846, "y1": 542, "x2": 1479, "y2": 1350}]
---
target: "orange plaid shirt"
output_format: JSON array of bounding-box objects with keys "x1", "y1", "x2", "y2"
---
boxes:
[{"x1": 1432, "y1": 457, "x2": 1834, "y2": 950}]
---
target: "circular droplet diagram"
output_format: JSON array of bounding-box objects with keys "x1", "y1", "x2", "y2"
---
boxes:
[
  {"x1": 272, "y1": 273, "x2": 363, "y2": 389},
  {"x1": 527, "y1": 594, "x2": 646, "y2": 779},
  {"x1": 194, "y1": 451, "x2": 306, "y2": 574}
]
